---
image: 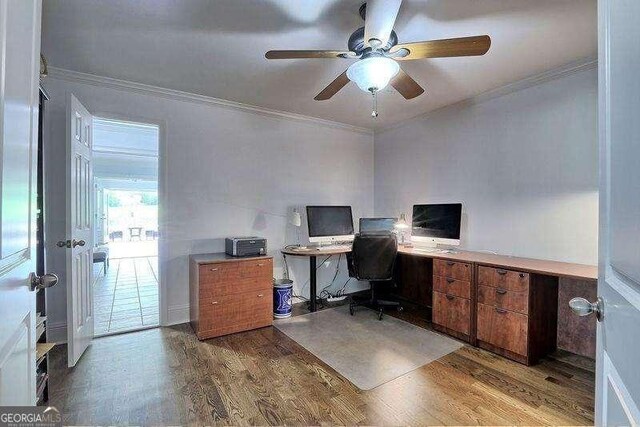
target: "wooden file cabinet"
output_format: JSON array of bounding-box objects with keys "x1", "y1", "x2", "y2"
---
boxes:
[
  {"x1": 475, "y1": 265, "x2": 558, "y2": 365},
  {"x1": 190, "y1": 253, "x2": 273, "y2": 340},
  {"x1": 432, "y1": 259, "x2": 474, "y2": 343}
]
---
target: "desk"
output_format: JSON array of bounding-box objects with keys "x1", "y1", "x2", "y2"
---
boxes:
[
  {"x1": 397, "y1": 247, "x2": 597, "y2": 364},
  {"x1": 284, "y1": 244, "x2": 597, "y2": 364},
  {"x1": 397, "y1": 247, "x2": 597, "y2": 280},
  {"x1": 281, "y1": 246, "x2": 352, "y2": 312}
]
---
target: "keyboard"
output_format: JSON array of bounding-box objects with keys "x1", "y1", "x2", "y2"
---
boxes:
[
  {"x1": 315, "y1": 244, "x2": 351, "y2": 251},
  {"x1": 412, "y1": 247, "x2": 458, "y2": 254}
]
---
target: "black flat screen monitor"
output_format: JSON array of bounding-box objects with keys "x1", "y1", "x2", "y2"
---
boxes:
[
  {"x1": 359, "y1": 217, "x2": 397, "y2": 234},
  {"x1": 412, "y1": 203, "x2": 462, "y2": 244},
  {"x1": 306, "y1": 206, "x2": 354, "y2": 243}
]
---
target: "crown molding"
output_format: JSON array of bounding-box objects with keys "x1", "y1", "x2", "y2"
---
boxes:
[
  {"x1": 48, "y1": 57, "x2": 597, "y2": 137},
  {"x1": 46, "y1": 67, "x2": 374, "y2": 136},
  {"x1": 376, "y1": 56, "x2": 598, "y2": 135}
]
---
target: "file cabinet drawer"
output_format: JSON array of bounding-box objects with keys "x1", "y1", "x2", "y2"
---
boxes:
[
  {"x1": 433, "y1": 259, "x2": 472, "y2": 281},
  {"x1": 433, "y1": 275, "x2": 471, "y2": 299},
  {"x1": 477, "y1": 303, "x2": 528, "y2": 357},
  {"x1": 477, "y1": 285, "x2": 529, "y2": 315},
  {"x1": 198, "y1": 290, "x2": 272, "y2": 339},
  {"x1": 433, "y1": 291, "x2": 471, "y2": 336},
  {"x1": 477, "y1": 266, "x2": 529, "y2": 292}
]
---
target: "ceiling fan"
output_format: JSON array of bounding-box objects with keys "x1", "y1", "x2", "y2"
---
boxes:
[{"x1": 265, "y1": 0, "x2": 491, "y2": 117}]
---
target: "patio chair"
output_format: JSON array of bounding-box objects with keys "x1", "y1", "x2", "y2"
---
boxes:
[
  {"x1": 93, "y1": 245, "x2": 109, "y2": 274},
  {"x1": 109, "y1": 230, "x2": 123, "y2": 241}
]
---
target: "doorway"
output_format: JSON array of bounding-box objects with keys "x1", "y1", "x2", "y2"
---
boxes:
[{"x1": 91, "y1": 118, "x2": 159, "y2": 336}]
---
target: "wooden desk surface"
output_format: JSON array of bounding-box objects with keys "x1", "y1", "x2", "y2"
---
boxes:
[
  {"x1": 281, "y1": 246, "x2": 352, "y2": 257},
  {"x1": 281, "y1": 245, "x2": 597, "y2": 281},
  {"x1": 398, "y1": 247, "x2": 598, "y2": 281}
]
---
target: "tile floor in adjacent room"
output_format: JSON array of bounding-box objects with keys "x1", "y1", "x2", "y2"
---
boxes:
[{"x1": 93, "y1": 256, "x2": 159, "y2": 336}]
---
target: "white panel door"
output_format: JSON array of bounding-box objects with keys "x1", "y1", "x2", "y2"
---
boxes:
[
  {"x1": 65, "y1": 94, "x2": 94, "y2": 367},
  {"x1": 595, "y1": 0, "x2": 640, "y2": 425},
  {"x1": 0, "y1": 0, "x2": 41, "y2": 405}
]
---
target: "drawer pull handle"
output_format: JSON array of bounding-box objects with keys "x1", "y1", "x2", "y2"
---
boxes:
[
  {"x1": 446, "y1": 278, "x2": 455, "y2": 284},
  {"x1": 445, "y1": 294, "x2": 455, "y2": 300},
  {"x1": 519, "y1": 273, "x2": 526, "y2": 278},
  {"x1": 495, "y1": 307, "x2": 508, "y2": 314},
  {"x1": 210, "y1": 268, "x2": 219, "y2": 272},
  {"x1": 496, "y1": 269, "x2": 507, "y2": 275},
  {"x1": 257, "y1": 263, "x2": 265, "y2": 267},
  {"x1": 211, "y1": 301, "x2": 219, "y2": 305},
  {"x1": 496, "y1": 288, "x2": 507, "y2": 295},
  {"x1": 257, "y1": 294, "x2": 264, "y2": 298},
  {"x1": 446, "y1": 261, "x2": 455, "y2": 266}
]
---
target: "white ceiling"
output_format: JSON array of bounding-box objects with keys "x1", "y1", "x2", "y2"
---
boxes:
[{"x1": 42, "y1": 0, "x2": 597, "y2": 130}]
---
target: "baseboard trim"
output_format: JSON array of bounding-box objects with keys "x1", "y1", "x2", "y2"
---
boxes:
[
  {"x1": 166, "y1": 304, "x2": 190, "y2": 326},
  {"x1": 47, "y1": 321, "x2": 67, "y2": 344}
]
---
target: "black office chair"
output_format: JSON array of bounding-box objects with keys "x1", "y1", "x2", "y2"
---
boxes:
[{"x1": 349, "y1": 233, "x2": 402, "y2": 320}]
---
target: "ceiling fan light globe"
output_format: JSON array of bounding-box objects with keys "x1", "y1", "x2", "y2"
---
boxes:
[{"x1": 347, "y1": 56, "x2": 400, "y2": 93}]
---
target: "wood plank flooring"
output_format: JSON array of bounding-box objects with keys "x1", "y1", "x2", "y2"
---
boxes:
[{"x1": 48, "y1": 305, "x2": 594, "y2": 426}]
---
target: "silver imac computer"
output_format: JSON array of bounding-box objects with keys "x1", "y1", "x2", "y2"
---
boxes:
[
  {"x1": 306, "y1": 206, "x2": 355, "y2": 245},
  {"x1": 411, "y1": 203, "x2": 462, "y2": 250}
]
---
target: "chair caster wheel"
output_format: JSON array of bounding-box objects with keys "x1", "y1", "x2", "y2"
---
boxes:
[
  {"x1": 378, "y1": 309, "x2": 384, "y2": 320},
  {"x1": 349, "y1": 304, "x2": 355, "y2": 316}
]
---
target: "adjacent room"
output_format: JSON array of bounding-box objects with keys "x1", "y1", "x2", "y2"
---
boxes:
[
  {"x1": 92, "y1": 118, "x2": 160, "y2": 335},
  {"x1": 2, "y1": 0, "x2": 639, "y2": 426}
]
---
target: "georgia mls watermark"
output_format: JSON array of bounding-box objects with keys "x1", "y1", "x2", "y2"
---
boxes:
[{"x1": 0, "y1": 406, "x2": 61, "y2": 427}]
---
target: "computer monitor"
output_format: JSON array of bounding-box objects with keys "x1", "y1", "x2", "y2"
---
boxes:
[
  {"x1": 411, "y1": 203, "x2": 462, "y2": 247},
  {"x1": 306, "y1": 206, "x2": 355, "y2": 244},
  {"x1": 359, "y1": 217, "x2": 397, "y2": 234}
]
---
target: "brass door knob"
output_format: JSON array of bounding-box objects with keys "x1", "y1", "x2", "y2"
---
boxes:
[{"x1": 56, "y1": 239, "x2": 86, "y2": 248}]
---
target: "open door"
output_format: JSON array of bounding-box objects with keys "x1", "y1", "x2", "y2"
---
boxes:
[
  {"x1": 0, "y1": 0, "x2": 42, "y2": 404},
  {"x1": 62, "y1": 94, "x2": 94, "y2": 367},
  {"x1": 579, "y1": 0, "x2": 640, "y2": 424}
]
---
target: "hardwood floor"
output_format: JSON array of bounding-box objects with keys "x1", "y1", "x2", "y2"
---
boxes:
[{"x1": 49, "y1": 305, "x2": 594, "y2": 426}]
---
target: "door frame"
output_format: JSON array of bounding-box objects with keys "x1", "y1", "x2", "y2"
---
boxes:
[{"x1": 91, "y1": 112, "x2": 168, "y2": 327}]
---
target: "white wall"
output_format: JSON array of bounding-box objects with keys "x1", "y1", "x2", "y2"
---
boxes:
[
  {"x1": 374, "y1": 67, "x2": 598, "y2": 265},
  {"x1": 44, "y1": 77, "x2": 373, "y2": 341}
]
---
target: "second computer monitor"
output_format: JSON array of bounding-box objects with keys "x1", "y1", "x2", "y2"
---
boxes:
[
  {"x1": 411, "y1": 203, "x2": 462, "y2": 247},
  {"x1": 359, "y1": 217, "x2": 397, "y2": 234},
  {"x1": 306, "y1": 206, "x2": 354, "y2": 244}
]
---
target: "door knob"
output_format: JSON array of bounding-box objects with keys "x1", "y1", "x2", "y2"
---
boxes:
[
  {"x1": 569, "y1": 297, "x2": 604, "y2": 321},
  {"x1": 29, "y1": 273, "x2": 59, "y2": 292},
  {"x1": 56, "y1": 239, "x2": 86, "y2": 248}
]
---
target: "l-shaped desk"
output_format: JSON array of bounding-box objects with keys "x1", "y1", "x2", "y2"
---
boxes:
[{"x1": 282, "y1": 245, "x2": 598, "y2": 365}]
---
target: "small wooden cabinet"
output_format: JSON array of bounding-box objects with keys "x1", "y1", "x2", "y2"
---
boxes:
[
  {"x1": 190, "y1": 253, "x2": 273, "y2": 340},
  {"x1": 432, "y1": 259, "x2": 474, "y2": 343}
]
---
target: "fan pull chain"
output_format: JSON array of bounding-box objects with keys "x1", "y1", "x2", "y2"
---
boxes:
[{"x1": 371, "y1": 90, "x2": 378, "y2": 118}]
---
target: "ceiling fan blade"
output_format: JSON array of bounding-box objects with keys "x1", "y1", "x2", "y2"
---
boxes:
[
  {"x1": 390, "y1": 35, "x2": 491, "y2": 60},
  {"x1": 364, "y1": 0, "x2": 402, "y2": 48},
  {"x1": 314, "y1": 70, "x2": 350, "y2": 101},
  {"x1": 390, "y1": 69, "x2": 424, "y2": 99},
  {"x1": 265, "y1": 50, "x2": 355, "y2": 59}
]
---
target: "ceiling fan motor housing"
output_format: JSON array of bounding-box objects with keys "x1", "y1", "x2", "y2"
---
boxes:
[{"x1": 348, "y1": 26, "x2": 398, "y2": 55}]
